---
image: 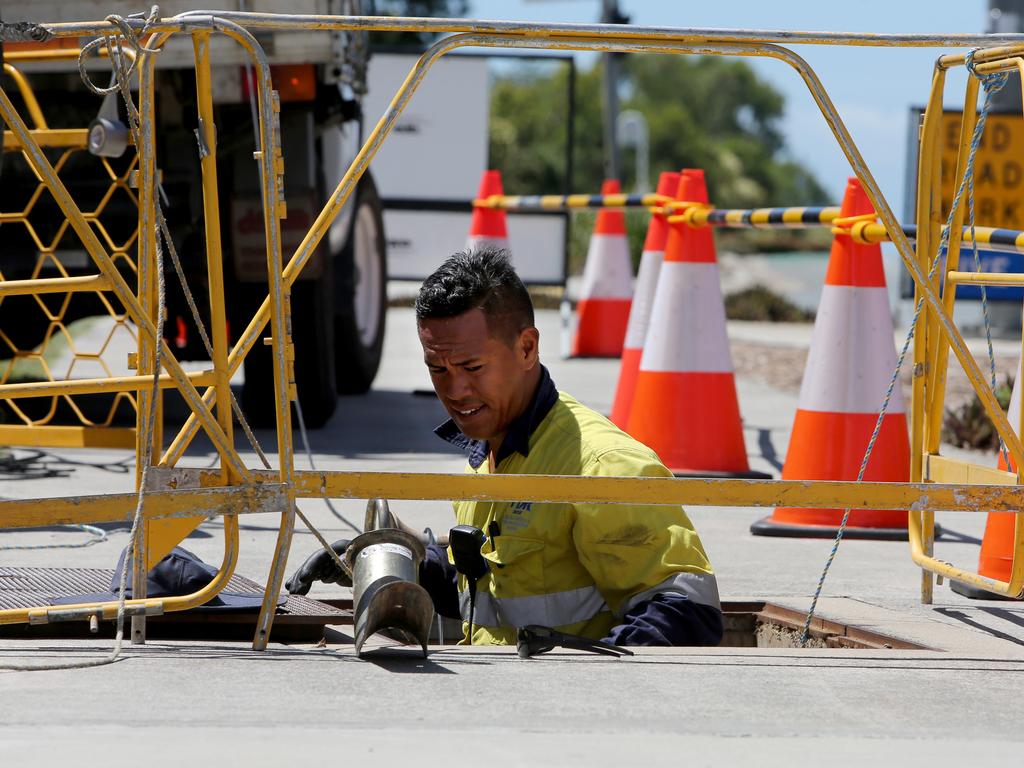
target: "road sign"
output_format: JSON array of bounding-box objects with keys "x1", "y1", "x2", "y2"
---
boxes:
[
  {"x1": 903, "y1": 108, "x2": 1024, "y2": 300},
  {"x1": 939, "y1": 111, "x2": 1024, "y2": 229}
]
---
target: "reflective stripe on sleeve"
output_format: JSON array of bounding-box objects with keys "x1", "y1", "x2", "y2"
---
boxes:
[
  {"x1": 618, "y1": 571, "x2": 721, "y2": 617},
  {"x1": 459, "y1": 585, "x2": 609, "y2": 628}
]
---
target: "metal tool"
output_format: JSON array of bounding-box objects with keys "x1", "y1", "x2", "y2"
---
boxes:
[
  {"x1": 344, "y1": 503, "x2": 433, "y2": 657},
  {"x1": 363, "y1": 497, "x2": 397, "y2": 532},
  {"x1": 516, "y1": 625, "x2": 634, "y2": 659}
]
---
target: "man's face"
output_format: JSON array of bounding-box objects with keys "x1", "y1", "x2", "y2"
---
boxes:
[{"x1": 418, "y1": 308, "x2": 539, "y2": 444}]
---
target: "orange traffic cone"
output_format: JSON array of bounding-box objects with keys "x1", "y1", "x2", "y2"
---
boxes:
[
  {"x1": 952, "y1": 369, "x2": 1024, "y2": 599},
  {"x1": 467, "y1": 170, "x2": 509, "y2": 253},
  {"x1": 609, "y1": 170, "x2": 680, "y2": 428},
  {"x1": 627, "y1": 169, "x2": 765, "y2": 478},
  {"x1": 572, "y1": 179, "x2": 633, "y2": 357},
  {"x1": 751, "y1": 177, "x2": 910, "y2": 539}
]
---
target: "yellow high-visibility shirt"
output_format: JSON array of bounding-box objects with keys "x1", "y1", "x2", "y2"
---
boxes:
[{"x1": 451, "y1": 391, "x2": 719, "y2": 645}]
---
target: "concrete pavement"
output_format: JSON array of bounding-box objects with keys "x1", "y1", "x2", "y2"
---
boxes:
[{"x1": 2, "y1": 306, "x2": 1024, "y2": 766}]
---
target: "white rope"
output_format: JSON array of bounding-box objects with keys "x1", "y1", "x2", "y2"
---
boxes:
[
  {"x1": 2, "y1": 7, "x2": 362, "y2": 669},
  {"x1": 1, "y1": 8, "x2": 165, "y2": 673}
]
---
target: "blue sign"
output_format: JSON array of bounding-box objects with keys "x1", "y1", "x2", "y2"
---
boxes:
[
  {"x1": 900, "y1": 245, "x2": 1024, "y2": 301},
  {"x1": 952, "y1": 248, "x2": 1024, "y2": 301}
]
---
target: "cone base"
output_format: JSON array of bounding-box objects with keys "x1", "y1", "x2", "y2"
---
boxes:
[
  {"x1": 673, "y1": 468, "x2": 773, "y2": 480},
  {"x1": 950, "y1": 579, "x2": 1024, "y2": 601},
  {"x1": 769, "y1": 506, "x2": 907, "y2": 531},
  {"x1": 978, "y1": 511, "x2": 1018, "y2": 582},
  {"x1": 749, "y1": 515, "x2": 921, "y2": 541}
]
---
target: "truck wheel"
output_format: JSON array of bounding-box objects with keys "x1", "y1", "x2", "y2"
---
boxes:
[
  {"x1": 240, "y1": 246, "x2": 338, "y2": 430},
  {"x1": 335, "y1": 175, "x2": 386, "y2": 394}
]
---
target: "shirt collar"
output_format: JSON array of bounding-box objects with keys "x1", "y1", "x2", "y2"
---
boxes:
[{"x1": 434, "y1": 364, "x2": 558, "y2": 469}]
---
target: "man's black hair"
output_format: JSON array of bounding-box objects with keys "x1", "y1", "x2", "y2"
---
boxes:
[{"x1": 415, "y1": 247, "x2": 535, "y2": 343}]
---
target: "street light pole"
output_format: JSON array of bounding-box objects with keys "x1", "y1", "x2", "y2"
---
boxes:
[
  {"x1": 989, "y1": 0, "x2": 1024, "y2": 112},
  {"x1": 616, "y1": 109, "x2": 650, "y2": 193},
  {"x1": 601, "y1": 0, "x2": 627, "y2": 182}
]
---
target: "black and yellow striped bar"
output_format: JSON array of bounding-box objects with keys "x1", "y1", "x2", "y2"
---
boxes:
[
  {"x1": 474, "y1": 193, "x2": 669, "y2": 210},
  {"x1": 470, "y1": 195, "x2": 1024, "y2": 255},
  {"x1": 959, "y1": 225, "x2": 1024, "y2": 250},
  {"x1": 863, "y1": 222, "x2": 1024, "y2": 255},
  {"x1": 703, "y1": 206, "x2": 841, "y2": 227}
]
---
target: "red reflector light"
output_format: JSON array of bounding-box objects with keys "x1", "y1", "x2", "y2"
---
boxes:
[
  {"x1": 240, "y1": 64, "x2": 316, "y2": 102},
  {"x1": 5, "y1": 36, "x2": 81, "y2": 53}
]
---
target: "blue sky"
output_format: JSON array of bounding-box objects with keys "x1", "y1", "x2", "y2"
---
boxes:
[{"x1": 468, "y1": 1, "x2": 988, "y2": 216}]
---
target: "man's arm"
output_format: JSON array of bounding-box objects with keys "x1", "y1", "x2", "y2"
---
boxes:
[
  {"x1": 420, "y1": 542, "x2": 461, "y2": 619},
  {"x1": 603, "y1": 593, "x2": 723, "y2": 646},
  {"x1": 573, "y1": 448, "x2": 723, "y2": 647}
]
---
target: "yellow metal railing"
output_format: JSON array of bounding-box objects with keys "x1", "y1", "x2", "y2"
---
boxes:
[
  {"x1": 2, "y1": 13, "x2": 1023, "y2": 652},
  {"x1": 908, "y1": 46, "x2": 1024, "y2": 601},
  {"x1": 0, "y1": 53, "x2": 139, "y2": 449},
  {"x1": 0, "y1": 25, "x2": 291, "y2": 647}
]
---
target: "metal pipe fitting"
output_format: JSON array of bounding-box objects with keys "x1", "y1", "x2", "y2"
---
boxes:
[
  {"x1": 344, "y1": 528, "x2": 433, "y2": 657},
  {"x1": 364, "y1": 497, "x2": 395, "y2": 532}
]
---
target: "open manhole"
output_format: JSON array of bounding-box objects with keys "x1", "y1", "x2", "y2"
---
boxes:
[
  {"x1": 0, "y1": 569, "x2": 927, "y2": 650},
  {"x1": 721, "y1": 601, "x2": 927, "y2": 650},
  {"x1": 367, "y1": 600, "x2": 929, "y2": 650}
]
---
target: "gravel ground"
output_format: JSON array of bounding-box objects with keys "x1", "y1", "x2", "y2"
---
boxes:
[{"x1": 731, "y1": 337, "x2": 1017, "y2": 413}]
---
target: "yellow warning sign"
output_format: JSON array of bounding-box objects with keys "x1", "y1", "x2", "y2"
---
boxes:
[{"x1": 940, "y1": 111, "x2": 1024, "y2": 229}]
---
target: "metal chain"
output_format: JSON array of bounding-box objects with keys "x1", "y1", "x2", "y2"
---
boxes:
[{"x1": 800, "y1": 50, "x2": 1008, "y2": 645}]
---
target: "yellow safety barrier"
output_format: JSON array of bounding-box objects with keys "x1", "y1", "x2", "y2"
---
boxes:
[
  {"x1": 0, "y1": 20, "x2": 291, "y2": 649},
  {"x1": 908, "y1": 45, "x2": 1024, "y2": 601},
  {"x1": 0, "y1": 51, "x2": 140, "y2": 449},
  {"x1": 3, "y1": 13, "x2": 1024, "y2": 655}
]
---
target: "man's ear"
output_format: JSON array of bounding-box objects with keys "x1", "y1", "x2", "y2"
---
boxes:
[{"x1": 518, "y1": 326, "x2": 540, "y2": 369}]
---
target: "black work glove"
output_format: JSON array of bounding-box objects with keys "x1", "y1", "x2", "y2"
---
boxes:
[{"x1": 285, "y1": 539, "x2": 352, "y2": 595}]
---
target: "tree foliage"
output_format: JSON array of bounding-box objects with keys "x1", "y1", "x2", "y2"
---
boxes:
[
  {"x1": 490, "y1": 54, "x2": 827, "y2": 208},
  {"x1": 370, "y1": 0, "x2": 469, "y2": 47}
]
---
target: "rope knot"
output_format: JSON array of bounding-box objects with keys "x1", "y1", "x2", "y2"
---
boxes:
[
  {"x1": 966, "y1": 48, "x2": 1010, "y2": 95},
  {"x1": 78, "y1": 5, "x2": 163, "y2": 96}
]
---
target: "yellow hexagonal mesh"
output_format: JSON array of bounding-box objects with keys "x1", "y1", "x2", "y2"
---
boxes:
[{"x1": 0, "y1": 137, "x2": 141, "y2": 447}]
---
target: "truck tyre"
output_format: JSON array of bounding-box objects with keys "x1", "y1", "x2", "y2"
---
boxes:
[
  {"x1": 335, "y1": 175, "x2": 386, "y2": 394},
  {"x1": 240, "y1": 242, "x2": 338, "y2": 430}
]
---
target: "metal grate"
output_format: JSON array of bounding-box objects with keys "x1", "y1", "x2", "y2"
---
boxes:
[{"x1": 0, "y1": 566, "x2": 348, "y2": 619}]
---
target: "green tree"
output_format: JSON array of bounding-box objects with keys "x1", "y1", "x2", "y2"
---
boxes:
[
  {"x1": 489, "y1": 54, "x2": 827, "y2": 208},
  {"x1": 489, "y1": 61, "x2": 601, "y2": 194},
  {"x1": 370, "y1": 0, "x2": 469, "y2": 47}
]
